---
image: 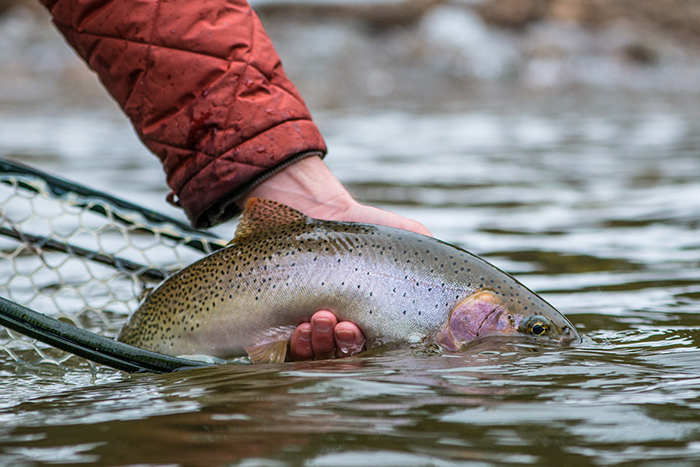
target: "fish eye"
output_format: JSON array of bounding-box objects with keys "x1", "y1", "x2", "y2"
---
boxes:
[{"x1": 523, "y1": 316, "x2": 551, "y2": 337}]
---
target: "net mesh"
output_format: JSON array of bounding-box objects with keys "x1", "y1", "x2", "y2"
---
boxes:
[{"x1": 0, "y1": 171, "x2": 226, "y2": 368}]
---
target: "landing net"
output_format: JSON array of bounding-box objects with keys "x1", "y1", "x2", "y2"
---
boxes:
[{"x1": 0, "y1": 161, "x2": 226, "y2": 368}]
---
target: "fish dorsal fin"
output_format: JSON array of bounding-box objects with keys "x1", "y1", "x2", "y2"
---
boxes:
[{"x1": 230, "y1": 198, "x2": 309, "y2": 244}]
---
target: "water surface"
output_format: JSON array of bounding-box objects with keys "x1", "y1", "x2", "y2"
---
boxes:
[{"x1": 1, "y1": 90, "x2": 700, "y2": 465}]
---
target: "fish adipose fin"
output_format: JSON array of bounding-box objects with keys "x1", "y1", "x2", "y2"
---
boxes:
[
  {"x1": 229, "y1": 198, "x2": 309, "y2": 244},
  {"x1": 244, "y1": 340, "x2": 288, "y2": 364}
]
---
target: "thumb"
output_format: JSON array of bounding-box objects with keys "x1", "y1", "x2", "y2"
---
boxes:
[{"x1": 338, "y1": 204, "x2": 433, "y2": 237}]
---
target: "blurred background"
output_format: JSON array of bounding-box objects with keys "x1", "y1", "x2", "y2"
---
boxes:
[
  {"x1": 2, "y1": 0, "x2": 700, "y2": 110},
  {"x1": 2, "y1": 0, "x2": 699, "y2": 220}
]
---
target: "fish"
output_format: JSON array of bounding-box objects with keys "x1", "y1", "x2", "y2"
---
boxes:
[{"x1": 118, "y1": 198, "x2": 581, "y2": 363}]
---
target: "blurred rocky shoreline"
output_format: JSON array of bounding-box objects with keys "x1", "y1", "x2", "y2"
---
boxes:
[{"x1": 1, "y1": 0, "x2": 700, "y2": 111}]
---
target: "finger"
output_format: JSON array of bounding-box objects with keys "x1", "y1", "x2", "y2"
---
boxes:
[
  {"x1": 334, "y1": 321, "x2": 365, "y2": 357},
  {"x1": 383, "y1": 212, "x2": 432, "y2": 237},
  {"x1": 289, "y1": 322, "x2": 313, "y2": 361},
  {"x1": 343, "y1": 205, "x2": 432, "y2": 237},
  {"x1": 311, "y1": 310, "x2": 338, "y2": 360}
]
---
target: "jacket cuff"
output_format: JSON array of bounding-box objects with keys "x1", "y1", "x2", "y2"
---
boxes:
[
  {"x1": 175, "y1": 150, "x2": 326, "y2": 229},
  {"x1": 189, "y1": 150, "x2": 324, "y2": 228},
  {"x1": 163, "y1": 118, "x2": 327, "y2": 229}
]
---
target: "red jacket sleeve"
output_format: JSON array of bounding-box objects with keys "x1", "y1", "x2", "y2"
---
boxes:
[{"x1": 40, "y1": 0, "x2": 327, "y2": 228}]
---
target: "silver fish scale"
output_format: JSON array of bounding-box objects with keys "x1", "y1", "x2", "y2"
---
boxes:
[{"x1": 119, "y1": 219, "x2": 544, "y2": 358}]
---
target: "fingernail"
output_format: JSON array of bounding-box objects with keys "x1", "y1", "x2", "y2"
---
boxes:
[
  {"x1": 313, "y1": 317, "x2": 333, "y2": 332},
  {"x1": 335, "y1": 329, "x2": 355, "y2": 345},
  {"x1": 299, "y1": 328, "x2": 311, "y2": 342}
]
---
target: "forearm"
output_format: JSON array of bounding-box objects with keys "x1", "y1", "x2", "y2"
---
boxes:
[{"x1": 41, "y1": 0, "x2": 326, "y2": 228}]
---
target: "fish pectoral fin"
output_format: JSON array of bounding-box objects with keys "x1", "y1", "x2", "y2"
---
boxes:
[{"x1": 244, "y1": 340, "x2": 288, "y2": 364}]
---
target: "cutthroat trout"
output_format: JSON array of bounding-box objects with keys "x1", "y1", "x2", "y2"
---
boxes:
[{"x1": 118, "y1": 199, "x2": 580, "y2": 362}]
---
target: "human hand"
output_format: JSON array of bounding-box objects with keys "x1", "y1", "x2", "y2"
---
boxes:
[
  {"x1": 289, "y1": 310, "x2": 365, "y2": 360},
  {"x1": 239, "y1": 155, "x2": 432, "y2": 237},
  {"x1": 240, "y1": 155, "x2": 432, "y2": 360}
]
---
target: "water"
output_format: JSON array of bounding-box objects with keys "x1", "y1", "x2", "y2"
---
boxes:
[{"x1": 1, "y1": 89, "x2": 699, "y2": 465}]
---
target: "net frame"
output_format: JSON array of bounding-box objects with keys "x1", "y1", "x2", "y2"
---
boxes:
[{"x1": 0, "y1": 159, "x2": 227, "y2": 369}]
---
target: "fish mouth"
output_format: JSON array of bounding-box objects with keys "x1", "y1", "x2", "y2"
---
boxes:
[{"x1": 556, "y1": 323, "x2": 582, "y2": 346}]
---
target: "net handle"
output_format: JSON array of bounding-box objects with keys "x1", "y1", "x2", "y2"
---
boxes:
[{"x1": 0, "y1": 296, "x2": 211, "y2": 373}]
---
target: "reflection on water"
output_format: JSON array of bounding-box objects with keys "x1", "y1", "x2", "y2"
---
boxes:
[
  {"x1": 4, "y1": 342, "x2": 700, "y2": 465},
  {"x1": 1, "y1": 90, "x2": 700, "y2": 465}
]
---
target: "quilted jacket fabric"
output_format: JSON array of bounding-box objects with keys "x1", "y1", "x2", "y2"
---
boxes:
[{"x1": 40, "y1": 0, "x2": 327, "y2": 228}]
